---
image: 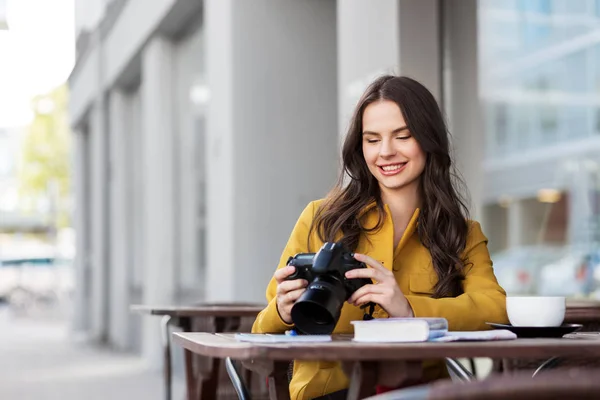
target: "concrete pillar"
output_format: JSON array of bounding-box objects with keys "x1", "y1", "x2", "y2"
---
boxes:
[
  {"x1": 173, "y1": 29, "x2": 206, "y2": 301},
  {"x1": 483, "y1": 204, "x2": 508, "y2": 253},
  {"x1": 398, "y1": 0, "x2": 442, "y2": 101},
  {"x1": 442, "y1": 0, "x2": 484, "y2": 219},
  {"x1": 337, "y1": 0, "x2": 442, "y2": 141},
  {"x1": 205, "y1": 0, "x2": 338, "y2": 302},
  {"x1": 337, "y1": 0, "x2": 400, "y2": 136},
  {"x1": 130, "y1": 90, "x2": 144, "y2": 293},
  {"x1": 89, "y1": 98, "x2": 109, "y2": 342},
  {"x1": 107, "y1": 89, "x2": 132, "y2": 350},
  {"x1": 72, "y1": 128, "x2": 91, "y2": 334},
  {"x1": 140, "y1": 35, "x2": 177, "y2": 365},
  {"x1": 508, "y1": 200, "x2": 525, "y2": 248}
]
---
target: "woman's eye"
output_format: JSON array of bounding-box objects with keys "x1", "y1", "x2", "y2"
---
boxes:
[
  {"x1": 366, "y1": 139, "x2": 379, "y2": 143},
  {"x1": 396, "y1": 135, "x2": 411, "y2": 140}
]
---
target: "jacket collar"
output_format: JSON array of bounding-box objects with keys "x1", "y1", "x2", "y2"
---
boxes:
[
  {"x1": 359, "y1": 200, "x2": 420, "y2": 233},
  {"x1": 358, "y1": 200, "x2": 420, "y2": 270}
]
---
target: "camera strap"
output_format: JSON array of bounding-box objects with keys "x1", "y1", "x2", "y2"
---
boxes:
[{"x1": 361, "y1": 302, "x2": 376, "y2": 320}]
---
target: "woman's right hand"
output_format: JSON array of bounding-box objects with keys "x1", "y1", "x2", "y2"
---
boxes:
[{"x1": 274, "y1": 266, "x2": 308, "y2": 324}]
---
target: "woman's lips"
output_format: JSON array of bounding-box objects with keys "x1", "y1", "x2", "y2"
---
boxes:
[{"x1": 378, "y1": 162, "x2": 407, "y2": 176}]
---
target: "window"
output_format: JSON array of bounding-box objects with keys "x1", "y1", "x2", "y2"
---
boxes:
[
  {"x1": 520, "y1": 0, "x2": 551, "y2": 13},
  {"x1": 480, "y1": 0, "x2": 600, "y2": 157},
  {"x1": 540, "y1": 104, "x2": 559, "y2": 142}
]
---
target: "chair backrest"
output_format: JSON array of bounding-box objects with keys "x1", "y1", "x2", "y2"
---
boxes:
[
  {"x1": 431, "y1": 368, "x2": 600, "y2": 400},
  {"x1": 367, "y1": 368, "x2": 600, "y2": 400}
]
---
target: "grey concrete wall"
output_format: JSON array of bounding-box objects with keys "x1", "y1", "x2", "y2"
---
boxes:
[
  {"x1": 89, "y1": 99, "x2": 109, "y2": 342},
  {"x1": 108, "y1": 89, "x2": 133, "y2": 350},
  {"x1": 205, "y1": 0, "x2": 338, "y2": 302},
  {"x1": 140, "y1": 35, "x2": 177, "y2": 366},
  {"x1": 103, "y1": 0, "x2": 176, "y2": 88},
  {"x1": 398, "y1": 0, "x2": 442, "y2": 101},
  {"x1": 443, "y1": 0, "x2": 483, "y2": 219},
  {"x1": 337, "y1": 0, "x2": 400, "y2": 137},
  {"x1": 71, "y1": 128, "x2": 91, "y2": 334},
  {"x1": 172, "y1": 22, "x2": 205, "y2": 300},
  {"x1": 337, "y1": 0, "x2": 443, "y2": 140},
  {"x1": 483, "y1": 204, "x2": 508, "y2": 253},
  {"x1": 69, "y1": 46, "x2": 100, "y2": 127}
]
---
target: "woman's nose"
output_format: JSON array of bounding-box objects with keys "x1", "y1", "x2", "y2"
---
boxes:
[{"x1": 379, "y1": 138, "x2": 396, "y2": 157}]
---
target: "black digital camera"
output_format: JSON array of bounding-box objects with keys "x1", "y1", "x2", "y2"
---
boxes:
[{"x1": 285, "y1": 242, "x2": 372, "y2": 334}]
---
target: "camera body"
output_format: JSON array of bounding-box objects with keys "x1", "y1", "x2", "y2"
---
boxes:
[
  {"x1": 286, "y1": 243, "x2": 371, "y2": 297},
  {"x1": 285, "y1": 242, "x2": 372, "y2": 334}
]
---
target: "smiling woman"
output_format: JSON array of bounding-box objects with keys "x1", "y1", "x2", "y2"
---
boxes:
[
  {"x1": 361, "y1": 100, "x2": 426, "y2": 197},
  {"x1": 252, "y1": 75, "x2": 508, "y2": 400}
]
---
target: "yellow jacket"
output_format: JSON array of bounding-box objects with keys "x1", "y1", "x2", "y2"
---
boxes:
[{"x1": 252, "y1": 200, "x2": 508, "y2": 400}]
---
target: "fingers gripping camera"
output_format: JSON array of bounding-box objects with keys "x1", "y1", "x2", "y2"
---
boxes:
[{"x1": 285, "y1": 242, "x2": 372, "y2": 334}]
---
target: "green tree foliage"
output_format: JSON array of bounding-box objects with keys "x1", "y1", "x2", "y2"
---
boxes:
[{"x1": 18, "y1": 84, "x2": 71, "y2": 228}]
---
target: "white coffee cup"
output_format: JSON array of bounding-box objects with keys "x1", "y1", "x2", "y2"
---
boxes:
[{"x1": 506, "y1": 296, "x2": 565, "y2": 327}]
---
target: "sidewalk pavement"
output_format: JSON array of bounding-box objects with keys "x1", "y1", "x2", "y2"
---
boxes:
[{"x1": 0, "y1": 305, "x2": 185, "y2": 400}]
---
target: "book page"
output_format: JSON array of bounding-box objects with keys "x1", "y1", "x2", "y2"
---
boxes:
[{"x1": 432, "y1": 329, "x2": 517, "y2": 342}]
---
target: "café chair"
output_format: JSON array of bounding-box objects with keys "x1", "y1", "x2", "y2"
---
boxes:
[
  {"x1": 445, "y1": 358, "x2": 474, "y2": 381},
  {"x1": 223, "y1": 357, "x2": 474, "y2": 400},
  {"x1": 363, "y1": 367, "x2": 600, "y2": 400},
  {"x1": 226, "y1": 357, "x2": 252, "y2": 400}
]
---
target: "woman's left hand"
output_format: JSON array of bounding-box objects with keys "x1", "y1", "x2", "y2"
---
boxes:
[{"x1": 346, "y1": 253, "x2": 414, "y2": 318}]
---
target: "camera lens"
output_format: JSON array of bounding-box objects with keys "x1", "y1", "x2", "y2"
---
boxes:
[{"x1": 290, "y1": 275, "x2": 347, "y2": 335}]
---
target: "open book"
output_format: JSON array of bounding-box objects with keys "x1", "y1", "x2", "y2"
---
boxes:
[{"x1": 351, "y1": 318, "x2": 517, "y2": 342}]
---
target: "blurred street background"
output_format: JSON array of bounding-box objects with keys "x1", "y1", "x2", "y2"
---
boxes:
[
  {"x1": 0, "y1": 302, "x2": 184, "y2": 399},
  {"x1": 2, "y1": 0, "x2": 600, "y2": 398}
]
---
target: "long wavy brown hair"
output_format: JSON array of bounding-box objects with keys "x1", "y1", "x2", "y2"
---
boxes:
[{"x1": 310, "y1": 75, "x2": 470, "y2": 298}]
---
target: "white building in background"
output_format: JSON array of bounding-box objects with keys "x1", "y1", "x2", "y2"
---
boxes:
[
  {"x1": 68, "y1": 0, "x2": 481, "y2": 367},
  {"x1": 0, "y1": 0, "x2": 7, "y2": 30},
  {"x1": 479, "y1": 0, "x2": 600, "y2": 252}
]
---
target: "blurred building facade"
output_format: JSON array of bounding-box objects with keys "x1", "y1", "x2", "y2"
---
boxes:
[
  {"x1": 480, "y1": 0, "x2": 600, "y2": 253},
  {"x1": 68, "y1": 0, "x2": 482, "y2": 366},
  {"x1": 0, "y1": 1, "x2": 7, "y2": 30}
]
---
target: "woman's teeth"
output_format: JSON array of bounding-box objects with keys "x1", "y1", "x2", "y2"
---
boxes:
[{"x1": 381, "y1": 163, "x2": 405, "y2": 171}]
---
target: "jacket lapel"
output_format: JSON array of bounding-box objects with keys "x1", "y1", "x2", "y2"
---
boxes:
[
  {"x1": 358, "y1": 203, "x2": 421, "y2": 272},
  {"x1": 358, "y1": 203, "x2": 394, "y2": 271},
  {"x1": 394, "y1": 208, "x2": 420, "y2": 259}
]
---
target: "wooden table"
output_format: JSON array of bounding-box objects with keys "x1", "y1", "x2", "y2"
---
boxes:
[
  {"x1": 173, "y1": 332, "x2": 600, "y2": 400},
  {"x1": 565, "y1": 299, "x2": 600, "y2": 326},
  {"x1": 131, "y1": 303, "x2": 264, "y2": 400}
]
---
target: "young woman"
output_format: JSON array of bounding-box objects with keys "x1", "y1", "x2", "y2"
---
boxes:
[{"x1": 252, "y1": 75, "x2": 508, "y2": 400}]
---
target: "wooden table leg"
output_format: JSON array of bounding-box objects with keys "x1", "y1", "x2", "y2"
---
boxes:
[
  {"x1": 268, "y1": 361, "x2": 291, "y2": 400},
  {"x1": 195, "y1": 355, "x2": 221, "y2": 400},
  {"x1": 242, "y1": 359, "x2": 291, "y2": 400},
  {"x1": 181, "y1": 316, "x2": 249, "y2": 400},
  {"x1": 343, "y1": 360, "x2": 424, "y2": 400},
  {"x1": 183, "y1": 348, "x2": 198, "y2": 400},
  {"x1": 189, "y1": 316, "x2": 235, "y2": 400},
  {"x1": 345, "y1": 361, "x2": 378, "y2": 400},
  {"x1": 179, "y1": 317, "x2": 198, "y2": 400}
]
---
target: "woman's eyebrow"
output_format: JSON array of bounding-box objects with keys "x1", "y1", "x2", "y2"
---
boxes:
[{"x1": 362, "y1": 126, "x2": 409, "y2": 136}]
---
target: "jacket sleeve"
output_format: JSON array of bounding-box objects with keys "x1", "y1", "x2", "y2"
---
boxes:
[
  {"x1": 252, "y1": 201, "x2": 317, "y2": 333},
  {"x1": 404, "y1": 221, "x2": 509, "y2": 331}
]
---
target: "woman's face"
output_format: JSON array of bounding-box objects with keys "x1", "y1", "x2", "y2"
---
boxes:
[{"x1": 361, "y1": 100, "x2": 426, "y2": 195}]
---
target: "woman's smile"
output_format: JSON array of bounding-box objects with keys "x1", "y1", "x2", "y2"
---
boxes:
[{"x1": 378, "y1": 162, "x2": 407, "y2": 176}]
